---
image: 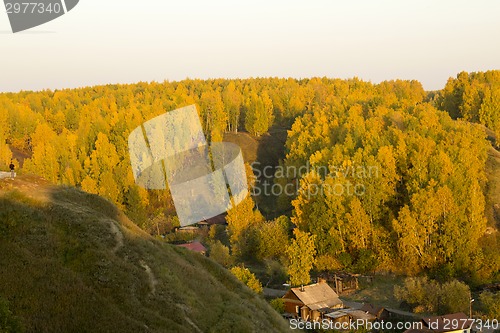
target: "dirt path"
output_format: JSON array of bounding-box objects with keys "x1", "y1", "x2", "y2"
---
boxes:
[
  {"x1": 139, "y1": 260, "x2": 158, "y2": 296},
  {"x1": 0, "y1": 175, "x2": 52, "y2": 202},
  {"x1": 108, "y1": 221, "x2": 124, "y2": 254}
]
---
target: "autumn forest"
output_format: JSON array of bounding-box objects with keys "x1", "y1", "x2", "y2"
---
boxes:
[{"x1": 1, "y1": 71, "x2": 499, "y2": 289}]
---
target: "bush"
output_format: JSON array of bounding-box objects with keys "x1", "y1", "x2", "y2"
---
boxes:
[
  {"x1": 269, "y1": 298, "x2": 285, "y2": 314},
  {"x1": 394, "y1": 277, "x2": 439, "y2": 313},
  {"x1": 209, "y1": 241, "x2": 233, "y2": 268},
  {"x1": 265, "y1": 260, "x2": 288, "y2": 287},
  {"x1": 479, "y1": 291, "x2": 500, "y2": 319},
  {"x1": 439, "y1": 280, "x2": 470, "y2": 314},
  {"x1": 394, "y1": 277, "x2": 470, "y2": 315},
  {"x1": 230, "y1": 267, "x2": 263, "y2": 294}
]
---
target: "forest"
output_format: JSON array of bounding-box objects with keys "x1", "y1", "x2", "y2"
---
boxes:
[{"x1": 0, "y1": 72, "x2": 499, "y2": 292}]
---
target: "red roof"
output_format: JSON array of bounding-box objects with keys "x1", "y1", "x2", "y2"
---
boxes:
[{"x1": 176, "y1": 241, "x2": 207, "y2": 253}]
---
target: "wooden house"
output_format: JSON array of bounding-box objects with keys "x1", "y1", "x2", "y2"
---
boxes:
[
  {"x1": 282, "y1": 281, "x2": 343, "y2": 321},
  {"x1": 361, "y1": 303, "x2": 390, "y2": 320}
]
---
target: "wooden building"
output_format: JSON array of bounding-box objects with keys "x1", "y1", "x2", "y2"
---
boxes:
[
  {"x1": 317, "y1": 272, "x2": 359, "y2": 295},
  {"x1": 361, "y1": 303, "x2": 390, "y2": 320},
  {"x1": 282, "y1": 281, "x2": 343, "y2": 321}
]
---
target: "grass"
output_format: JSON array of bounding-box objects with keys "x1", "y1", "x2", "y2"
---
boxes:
[
  {"x1": 0, "y1": 177, "x2": 292, "y2": 333},
  {"x1": 341, "y1": 275, "x2": 405, "y2": 309},
  {"x1": 223, "y1": 127, "x2": 289, "y2": 219},
  {"x1": 223, "y1": 132, "x2": 260, "y2": 164}
]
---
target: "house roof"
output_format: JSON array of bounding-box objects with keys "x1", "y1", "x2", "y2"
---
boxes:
[
  {"x1": 422, "y1": 313, "x2": 471, "y2": 332},
  {"x1": 289, "y1": 282, "x2": 343, "y2": 311},
  {"x1": 178, "y1": 226, "x2": 199, "y2": 231},
  {"x1": 325, "y1": 310, "x2": 350, "y2": 320},
  {"x1": 343, "y1": 309, "x2": 377, "y2": 321},
  {"x1": 325, "y1": 309, "x2": 376, "y2": 321},
  {"x1": 361, "y1": 303, "x2": 386, "y2": 317},
  {"x1": 204, "y1": 214, "x2": 227, "y2": 225},
  {"x1": 176, "y1": 241, "x2": 207, "y2": 253}
]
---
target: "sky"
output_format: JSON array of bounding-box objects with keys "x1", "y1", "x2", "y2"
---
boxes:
[{"x1": 0, "y1": 0, "x2": 499, "y2": 92}]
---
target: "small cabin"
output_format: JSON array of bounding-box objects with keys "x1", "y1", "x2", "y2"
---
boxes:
[
  {"x1": 361, "y1": 303, "x2": 390, "y2": 320},
  {"x1": 282, "y1": 281, "x2": 343, "y2": 321}
]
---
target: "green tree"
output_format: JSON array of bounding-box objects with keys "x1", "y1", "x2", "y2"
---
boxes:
[
  {"x1": 209, "y1": 241, "x2": 233, "y2": 268},
  {"x1": 345, "y1": 197, "x2": 372, "y2": 251},
  {"x1": 256, "y1": 216, "x2": 290, "y2": 261},
  {"x1": 439, "y1": 280, "x2": 470, "y2": 315},
  {"x1": 226, "y1": 196, "x2": 264, "y2": 258},
  {"x1": 222, "y1": 82, "x2": 242, "y2": 133},
  {"x1": 479, "y1": 87, "x2": 500, "y2": 147},
  {"x1": 479, "y1": 291, "x2": 500, "y2": 319},
  {"x1": 86, "y1": 133, "x2": 122, "y2": 203},
  {"x1": 286, "y1": 229, "x2": 316, "y2": 287},
  {"x1": 230, "y1": 267, "x2": 263, "y2": 294},
  {"x1": 200, "y1": 90, "x2": 227, "y2": 142},
  {"x1": 244, "y1": 92, "x2": 274, "y2": 136},
  {"x1": 395, "y1": 277, "x2": 471, "y2": 315},
  {"x1": 0, "y1": 126, "x2": 12, "y2": 169},
  {"x1": 394, "y1": 277, "x2": 440, "y2": 313},
  {"x1": 269, "y1": 298, "x2": 285, "y2": 314},
  {"x1": 124, "y1": 185, "x2": 147, "y2": 225}
]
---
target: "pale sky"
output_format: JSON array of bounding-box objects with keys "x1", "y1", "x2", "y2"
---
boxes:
[{"x1": 0, "y1": 0, "x2": 499, "y2": 92}]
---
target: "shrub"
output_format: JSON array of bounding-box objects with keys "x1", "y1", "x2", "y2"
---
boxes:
[
  {"x1": 479, "y1": 291, "x2": 500, "y2": 319},
  {"x1": 230, "y1": 267, "x2": 263, "y2": 294},
  {"x1": 394, "y1": 277, "x2": 470, "y2": 315},
  {"x1": 270, "y1": 298, "x2": 285, "y2": 314},
  {"x1": 209, "y1": 241, "x2": 233, "y2": 268}
]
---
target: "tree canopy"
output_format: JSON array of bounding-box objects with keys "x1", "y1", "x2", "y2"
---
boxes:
[{"x1": 1, "y1": 75, "x2": 498, "y2": 284}]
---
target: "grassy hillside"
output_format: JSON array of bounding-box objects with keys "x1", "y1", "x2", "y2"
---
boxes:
[{"x1": 0, "y1": 176, "x2": 291, "y2": 333}]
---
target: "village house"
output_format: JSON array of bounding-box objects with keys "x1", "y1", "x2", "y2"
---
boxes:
[
  {"x1": 361, "y1": 303, "x2": 391, "y2": 320},
  {"x1": 282, "y1": 280, "x2": 343, "y2": 321},
  {"x1": 325, "y1": 308, "x2": 376, "y2": 324},
  {"x1": 175, "y1": 241, "x2": 207, "y2": 255},
  {"x1": 318, "y1": 272, "x2": 359, "y2": 295}
]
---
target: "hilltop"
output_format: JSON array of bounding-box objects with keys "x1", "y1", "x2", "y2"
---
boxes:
[{"x1": 0, "y1": 176, "x2": 291, "y2": 333}]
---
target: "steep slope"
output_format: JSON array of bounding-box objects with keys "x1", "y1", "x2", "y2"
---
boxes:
[{"x1": 0, "y1": 176, "x2": 291, "y2": 333}]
